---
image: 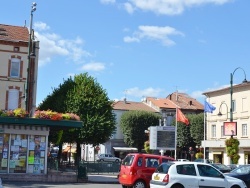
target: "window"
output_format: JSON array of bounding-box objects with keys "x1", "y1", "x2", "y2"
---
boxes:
[
  {"x1": 145, "y1": 158, "x2": 159, "y2": 167},
  {"x1": 211, "y1": 125, "x2": 216, "y2": 138},
  {"x1": 221, "y1": 125, "x2": 224, "y2": 137},
  {"x1": 137, "y1": 157, "x2": 143, "y2": 167},
  {"x1": 10, "y1": 58, "x2": 21, "y2": 78},
  {"x1": 8, "y1": 89, "x2": 19, "y2": 110},
  {"x1": 197, "y1": 164, "x2": 221, "y2": 177},
  {"x1": 242, "y1": 124, "x2": 247, "y2": 137},
  {"x1": 14, "y1": 47, "x2": 19, "y2": 52},
  {"x1": 176, "y1": 164, "x2": 196, "y2": 176},
  {"x1": 242, "y1": 98, "x2": 247, "y2": 112}
]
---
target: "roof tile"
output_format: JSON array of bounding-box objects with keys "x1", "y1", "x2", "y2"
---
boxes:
[{"x1": 0, "y1": 24, "x2": 29, "y2": 42}]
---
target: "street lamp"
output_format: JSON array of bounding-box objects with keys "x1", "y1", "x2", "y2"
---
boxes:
[
  {"x1": 26, "y1": 2, "x2": 37, "y2": 114},
  {"x1": 230, "y1": 67, "x2": 247, "y2": 122},
  {"x1": 217, "y1": 102, "x2": 229, "y2": 120}
]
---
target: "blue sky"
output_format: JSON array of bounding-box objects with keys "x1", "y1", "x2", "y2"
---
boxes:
[{"x1": 1, "y1": 0, "x2": 250, "y2": 106}]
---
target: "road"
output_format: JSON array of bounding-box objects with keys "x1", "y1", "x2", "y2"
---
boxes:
[{"x1": 3, "y1": 182, "x2": 121, "y2": 188}]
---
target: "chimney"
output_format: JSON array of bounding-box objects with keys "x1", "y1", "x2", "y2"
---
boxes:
[{"x1": 124, "y1": 98, "x2": 127, "y2": 104}]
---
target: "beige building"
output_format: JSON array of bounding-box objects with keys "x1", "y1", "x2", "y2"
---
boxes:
[
  {"x1": 203, "y1": 82, "x2": 250, "y2": 165},
  {"x1": 0, "y1": 24, "x2": 39, "y2": 115}
]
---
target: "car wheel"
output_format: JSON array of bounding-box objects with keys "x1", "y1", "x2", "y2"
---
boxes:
[
  {"x1": 100, "y1": 159, "x2": 104, "y2": 162},
  {"x1": 171, "y1": 184, "x2": 184, "y2": 188},
  {"x1": 133, "y1": 180, "x2": 146, "y2": 188},
  {"x1": 115, "y1": 159, "x2": 120, "y2": 162},
  {"x1": 230, "y1": 186, "x2": 241, "y2": 188}
]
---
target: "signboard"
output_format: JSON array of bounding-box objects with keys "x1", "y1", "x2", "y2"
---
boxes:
[
  {"x1": 224, "y1": 122, "x2": 237, "y2": 136},
  {"x1": 149, "y1": 126, "x2": 176, "y2": 150}
]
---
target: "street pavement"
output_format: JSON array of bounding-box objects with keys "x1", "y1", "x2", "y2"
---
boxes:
[
  {"x1": 2, "y1": 173, "x2": 119, "y2": 187},
  {"x1": 87, "y1": 173, "x2": 119, "y2": 184}
]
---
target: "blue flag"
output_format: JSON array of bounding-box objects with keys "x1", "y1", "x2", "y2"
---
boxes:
[{"x1": 204, "y1": 101, "x2": 216, "y2": 113}]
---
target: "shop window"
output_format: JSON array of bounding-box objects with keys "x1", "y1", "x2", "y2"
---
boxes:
[
  {"x1": 9, "y1": 134, "x2": 28, "y2": 173},
  {"x1": 0, "y1": 134, "x2": 10, "y2": 173},
  {"x1": 28, "y1": 135, "x2": 46, "y2": 174}
]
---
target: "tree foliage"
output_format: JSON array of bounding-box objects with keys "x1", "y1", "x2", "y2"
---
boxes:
[
  {"x1": 38, "y1": 73, "x2": 116, "y2": 151},
  {"x1": 120, "y1": 110, "x2": 160, "y2": 152},
  {"x1": 65, "y1": 73, "x2": 116, "y2": 146},
  {"x1": 188, "y1": 113, "x2": 204, "y2": 146},
  {"x1": 173, "y1": 113, "x2": 204, "y2": 149}
]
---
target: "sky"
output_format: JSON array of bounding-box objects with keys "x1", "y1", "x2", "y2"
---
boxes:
[{"x1": 1, "y1": 0, "x2": 250, "y2": 106}]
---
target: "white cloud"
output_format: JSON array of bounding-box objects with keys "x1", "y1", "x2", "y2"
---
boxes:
[
  {"x1": 34, "y1": 22, "x2": 50, "y2": 31},
  {"x1": 123, "y1": 36, "x2": 140, "y2": 43},
  {"x1": 80, "y1": 62, "x2": 106, "y2": 71},
  {"x1": 33, "y1": 22, "x2": 91, "y2": 67},
  {"x1": 124, "y1": 25, "x2": 184, "y2": 46},
  {"x1": 125, "y1": 87, "x2": 164, "y2": 98},
  {"x1": 123, "y1": 0, "x2": 232, "y2": 15},
  {"x1": 124, "y1": 2, "x2": 136, "y2": 14},
  {"x1": 100, "y1": 0, "x2": 116, "y2": 4}
]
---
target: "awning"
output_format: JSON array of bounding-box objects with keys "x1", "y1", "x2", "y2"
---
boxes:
[{"x1": 113, "y1": 147, "x2": 138, "y2": 152}]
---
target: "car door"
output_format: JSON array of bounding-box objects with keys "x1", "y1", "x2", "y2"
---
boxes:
[
  {"x1": 197, "y1": 164, "x2": 228, "y2": 188},
  {"x1": 175, "y1": 164, "x2": 199, "y2": 188}
]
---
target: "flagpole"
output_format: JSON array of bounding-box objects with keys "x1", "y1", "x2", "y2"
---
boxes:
[
  {"x1": 203, "y1": 109, "x2": 206, "y2": 163},
  {"x1": 175, "y1": 90, "x2": 178, "y2": 160},
  {"x1": 175, "y1": 107, "x2": 177, "y2": 160}
]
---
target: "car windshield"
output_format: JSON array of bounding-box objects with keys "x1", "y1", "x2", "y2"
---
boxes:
[
  {"x1": 122, "y1": 155, "x2": 134, "y2": 166},
  {"x1": 231, "y1": 165, "x2": 250, "y2": 174}
]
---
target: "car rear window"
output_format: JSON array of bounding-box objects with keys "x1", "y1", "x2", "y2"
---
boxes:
[
  {"x1": 156, "y1": 163, "x2": 173, "y2": 173},
  {"x1": 122, "y1": 155, "x2": 135, "y2": 166}
]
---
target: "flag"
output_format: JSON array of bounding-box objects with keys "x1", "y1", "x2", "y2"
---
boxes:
[
  {"x1": 204, "y1": 101, "x2": 216, "y2": 113},
  {"x1": 177, "y1": 108, "x2": 189, "y2": 125}
]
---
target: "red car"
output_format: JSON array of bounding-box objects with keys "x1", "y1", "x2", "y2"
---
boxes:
[{"x1": 118, "y1": 153, "x2": 175, "y2": 188}]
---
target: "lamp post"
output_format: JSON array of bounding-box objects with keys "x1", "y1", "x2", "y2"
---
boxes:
[
  {"x1": 26, "y1": 2, "x2": 37, "y2": 114},
  {"x1": 217, "y1": 102, "x2": 229, "y2": 120},
  {"x1": 230, "y1": 67, "x2": 247, "y2": 122}
]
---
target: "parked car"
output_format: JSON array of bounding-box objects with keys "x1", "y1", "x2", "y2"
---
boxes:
[
  {"x1": 177, "y1": 159, "x2": 189, "y2": 162},
  {"x1": 96, "y1": 154, "x2": 121, "y2": 163},
  {"x1": 150, "y1": 161, "x2": 246, "y2": 188},
  {"x1": 118, "y1": 153, "x2": 175, "y2": 188},
  {"x1": 0, "y1": 178, "x2": 2, "y2": 188},
  {"x1": 225, "y1": 164, "x2": 250, "y2": 188},
  {"x1": 193, "y1": 158, "x2": 213, "y2": 163},
  {"x1": 211, "y1": 163, "x2": 232, "y2": 173}
]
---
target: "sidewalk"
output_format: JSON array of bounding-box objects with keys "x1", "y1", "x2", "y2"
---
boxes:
[{"x1": 87, "y1": 173, "x2": 119, "y2": 184}]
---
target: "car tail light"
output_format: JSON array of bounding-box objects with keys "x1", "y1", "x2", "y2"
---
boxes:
[{"x1": 162, "y1": 174, "x2": 169, "y2": 183}]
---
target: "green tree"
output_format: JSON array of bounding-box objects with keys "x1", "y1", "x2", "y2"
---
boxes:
[
  {"x1": 120, "y1": 110, "x2": 160, "y2": 152},
  {"x1": 38, "y1": 73, "x2": 116, "y2": 163},
  {"x1": 188, "y1": 113, "x2": 204, "y2": 146},
  {"x1": 66, "y1": 73, "x2": 116, "y2": 145}
]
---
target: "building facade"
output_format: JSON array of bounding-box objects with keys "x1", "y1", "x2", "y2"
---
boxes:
[
  {"x1": 203, "y1": 82, "x2": 250, "y2": 165},
  {"x1": 0, "y1": 24, "x2": 39, "y2": 115}
]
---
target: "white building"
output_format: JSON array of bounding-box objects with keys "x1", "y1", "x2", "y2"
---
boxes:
[{"x1": 203, "y1": 81, "x2": 250, "y2": 165}]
